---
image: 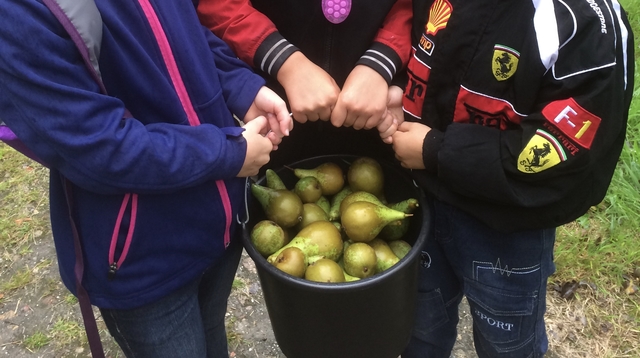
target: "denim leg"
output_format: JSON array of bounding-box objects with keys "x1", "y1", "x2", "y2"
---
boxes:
[
  {"x1": 100, "y1": 278, "x2": 207, "y2": 358},
  {"x1": 198, "y1": 239, "x2": 243, "y2": 358},
  {"x1": 99, "y1": 239, "x2": 242, "y2": 358},
  {"x1": 402, "y1": 201, "x2": 464, "y2": 358},
  {"x1": 440, "y1": 203, "x2": 556, "y2": 358}
]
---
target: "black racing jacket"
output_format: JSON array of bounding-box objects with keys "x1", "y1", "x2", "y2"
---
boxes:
[{"x1": 402, "y1": 0, "x2": 634, "y2": 232}]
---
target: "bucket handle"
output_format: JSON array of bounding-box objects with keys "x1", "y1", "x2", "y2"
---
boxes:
[
  {"x1": 410, "y1": 169, "x2": 419, "y2": 188},
  {"x1": 237, "y1": 177, "x2": 251, "y2": 228}
]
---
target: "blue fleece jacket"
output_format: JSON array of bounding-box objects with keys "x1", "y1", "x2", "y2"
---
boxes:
[{"x1": 0, "y1": 0, "x2": 265, "y2": 309}]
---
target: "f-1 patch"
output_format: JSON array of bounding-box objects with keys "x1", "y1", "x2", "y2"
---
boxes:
[
  {"x1": 492, "y1": 45, "x2": 519, "y2": 81},
  {"x1": 518, "y1": 129, "x2": 567, "y2": 173},
  {"x1": 542, "y1": 98, "x2": 601, "y2": 149}
]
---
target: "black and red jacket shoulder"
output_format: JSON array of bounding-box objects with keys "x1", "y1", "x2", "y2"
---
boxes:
[{"x1": 400, "y1": 0, "x2": 634, "y2": 232}]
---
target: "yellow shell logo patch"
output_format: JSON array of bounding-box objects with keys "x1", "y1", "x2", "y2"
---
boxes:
[
  {"x1": 425, "y1": 0, "x2": 452, "y2": 36},
  {"x1": 492, "y1": 45, "x2": 519, "y2": 81},
  {"x1": 518, "y1": 130, "x2": 567, "y2": 173}
]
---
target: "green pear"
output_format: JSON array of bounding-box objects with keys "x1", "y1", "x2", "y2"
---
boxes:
[
  {"x1": 389, "y1": 197, "x2": 420, "y2": 213},
  {"x1": 294, "y1": 176, "x2": 323, "y2": 203},
  {"x1": 339, "y1": 191, "x2": 383, "y2": 217},
  {"x1": 370, "y1": 238, "x2": 400, "y2": 272},
  {"x1": 388, "y1": 240, "x2": 412, "y2": 259},
  {"x1": 343, "y1": 270, "x2": 361, "y2": 282},
  {"x1": 250, "y1": 220, "x2": 286, "y2": 257},
  {"x1": 251, "y1": 184, "x2": 303, "y2": 228},
  {"x1": 305, "y1": 258, "x2": 345, "y2": 283},
  {"x1": 341, "y1": 201, "x2": 411, "y2": 242},
  {"x1": 328, "y1": 186, "x2": 353, "y2": 221},
  {"x1": 293, "y1": 162, "x2": 344, "y2": 196},
  {"x1": 267, "y1": 220, "x2": 343, "y2": 263},
  {"x1": 379, "y1": 198, "x2": 419, "y2": 241},
  {"x1": 347, "y1": 157, "x2": 385, "y2": 198},
  {"x1": 272, "y1": 247, "x2": 307, "y2": 278},
  {"x1": 297, "y1": 203, "x2": 329, "y2": 231},
  {"x1": 336, "y1": 249, "x2": 359, "y2": 281},
  {"x1": 265, "y1": 169, "x2": 287, "y2": 190},
  {"x1": 332, "y1": 221, "x2": 343, "y2": 233},
  {"x1": 315, "y1": 196, "x2": 331, "y2": 215},
  {"x1": 306, "y1": 254, "x2": 326, "y2": 265},
  {"x1": 343, "y1": 242, "x2": 378, "y2": 279}
]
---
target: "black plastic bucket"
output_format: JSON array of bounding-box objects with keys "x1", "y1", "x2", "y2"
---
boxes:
[{"x1": 240, "y1": 155, "x2": 430, "y2": 358}]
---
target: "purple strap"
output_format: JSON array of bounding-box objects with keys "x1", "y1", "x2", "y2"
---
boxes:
[
  {"x1": 0, "y1": 126, "x2": 48, "y2": 166},
  {"x1": 62, "y1": 178, "x2": 106, "y2": 358},
  {"x1": 40, "y1": 1, "x2": 106, "y2": 357}
]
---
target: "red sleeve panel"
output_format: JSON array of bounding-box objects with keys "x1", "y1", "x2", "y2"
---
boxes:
[
  {"x1": 374, "y1": 0, "x2": 413, "y2": 67},
  {"x1": 355, "y1": 0, "x2": 412, "y2": 84},
  {"x1": 197, "y1": 0, "x2": 277, "y2": 66}
]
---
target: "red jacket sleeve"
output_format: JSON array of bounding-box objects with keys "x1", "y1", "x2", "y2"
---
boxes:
[
  {"x1": 374, "y1": 0, "x2": 413, "y2": 68},
  {"x1": 197, "y1": 0, "x2": 277, "y2": 66},
  {"x1": 354, "y1": 0, "x2": 412, "y2": 83}
]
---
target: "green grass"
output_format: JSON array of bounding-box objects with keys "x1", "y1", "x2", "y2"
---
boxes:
[
  {"x1": 232, "y1": 278, "x2": 246, "y2": 289},
  {"x1": 548, "y1": 1, "x2": 640, "y2": 355},
  {"x1": 0, "y1": 267, "x2": 33, "y2": 292},
  {"x1": 0, "y1": 145, "x2": 50, "y2": 251},
  {"x1": 553, "y1": 0, "x2": 640, "y2": 290},
  {"x1": 64, "y1": 293, "x2": 78, "y2": 305},
  {"x1": 50, "y1": 319, "x2": 85, "y2": 346},
  {"x1": 22, "y1": 332, "x2": 50, "y2": 351}
]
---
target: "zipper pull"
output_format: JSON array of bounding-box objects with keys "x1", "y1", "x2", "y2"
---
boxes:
[{"x1": 108, "y1": 262, "x2": 118, "y2": 281}]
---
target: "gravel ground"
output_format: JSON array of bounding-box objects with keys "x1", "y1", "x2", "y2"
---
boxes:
[{"x1": 0, "y1": 236, "x2": 479, "y2": 358}]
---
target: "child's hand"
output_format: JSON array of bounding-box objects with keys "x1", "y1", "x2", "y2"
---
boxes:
[
  {"x1": 378, "y1": 85, "x2": 405, "y2": 144},
  {"x1": 386, "y1": 85, "x2": 404, "y2": 127},
  {"x1": 378, "y1": 113, "x2": 398, "y2": 144},
  {"x1": 244, "y1": 86, "x2": 292, "y2": 148},
  {"x1": 330, "y1": 65, "x2": 388, "y2": 130},
  {"x1": 237, "y1": 116, "x2": 274, "y2": 177},
  {"x1": 277, "y1": 52, "x2": 340, "y2": 123},
  {"x1": 390, "y1": 121, "x2": 430, "y2": 169}
]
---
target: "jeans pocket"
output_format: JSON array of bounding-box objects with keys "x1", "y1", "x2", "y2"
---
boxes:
[
  {"x1": 412, "y1": 289, "x2": 450, "y2": 339},
  {"x1": 464, "y1": 277, "x2": 536, "y2": 346}
]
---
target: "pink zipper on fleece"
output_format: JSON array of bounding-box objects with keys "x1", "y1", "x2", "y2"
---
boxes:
[
  {"x1": 136, "y1": 0, "x2": 233, "y2": 246},
  {"x1": 108, "y1": 193, "x2": 138, "y2": 280},
  {"x1": 108, "y1": 0, "x2": 234, "y2": 279}
]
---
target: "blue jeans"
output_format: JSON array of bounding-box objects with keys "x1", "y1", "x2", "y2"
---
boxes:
[
  {"x1": 403, "y1": 200, "x2": 556, "y2": 358},
  {"x1": 100, "y1": 239, "x2": 243, "y2": 358}
]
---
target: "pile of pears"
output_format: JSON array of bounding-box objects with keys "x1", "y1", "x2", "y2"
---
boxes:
[{"x1": 250, "y1": 157, "x2": 420, "y2": 283}]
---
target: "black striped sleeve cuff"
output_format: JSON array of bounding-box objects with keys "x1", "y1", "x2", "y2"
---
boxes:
[
  {"x1": 253, "y1": 32, "x2": 300, "y2": 78},
  {"x1": 355, "y1": 42, "x2": 403, "y2": 85}
]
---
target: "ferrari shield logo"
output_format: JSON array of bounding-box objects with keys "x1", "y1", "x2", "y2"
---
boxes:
[
  {"x1": 518, "y1": 130, "x2": 566, "y2": 173},
  {"x1": 492, "y1": 45, "x2": 519, "y2": 81}
]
